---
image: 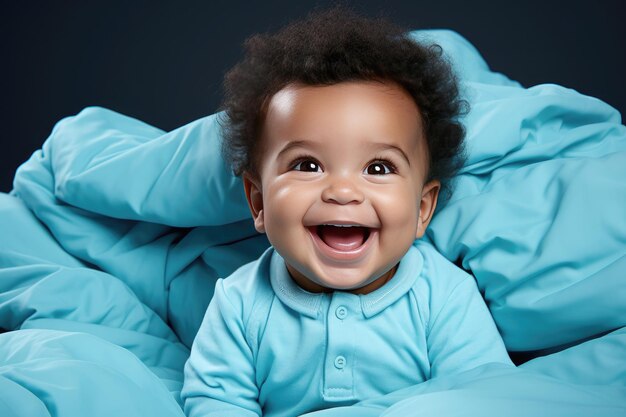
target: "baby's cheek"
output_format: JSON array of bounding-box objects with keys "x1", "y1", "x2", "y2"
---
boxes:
[
  {"x1": 377, "y1": 189, "x2": 420, "y2": 245},
  {"x1": 377, "y1": 186, "x2": 419, "y2": 223},
  {"x1": 382, "y1": 207, "x2": 418, "y2": 236},
  {"x1": 264, "y1": 182, "x2": 312, "y2": 227}
]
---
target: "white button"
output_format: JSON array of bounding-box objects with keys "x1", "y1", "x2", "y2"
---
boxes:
[
  {"x1": 334, "y1": 356, "x2": 346, "y2": 369},
  {"x1": 335, "y1": 306, "x2": 348, "y2": 319}
]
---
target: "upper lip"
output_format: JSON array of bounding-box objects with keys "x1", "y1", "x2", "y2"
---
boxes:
[{"x1": 305, "y1": 220, "x2": 379, "y2": 228}]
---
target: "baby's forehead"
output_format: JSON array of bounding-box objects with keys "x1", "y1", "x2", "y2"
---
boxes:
[
  {"x1": 262, "y1": 81, "x2": 424, "y2": 140},
  {"x1": 254, "y1": 84, "x2": 429, "y2": 174},
  {"x1": 267, "y1": 80, "x2": 419, "y2": 113}
]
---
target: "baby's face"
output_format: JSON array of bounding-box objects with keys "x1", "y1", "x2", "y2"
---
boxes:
[{"x1": 244, "y1": 80, "x2": 439, "y2": 293}]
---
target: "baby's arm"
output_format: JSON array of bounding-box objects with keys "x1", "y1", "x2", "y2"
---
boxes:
[
  {"x1": 426, "y1": 274, "x2": 514, "y2": 378},
  {"x1": 181, "y1": 279, "x2": 261, "y2": 417}
]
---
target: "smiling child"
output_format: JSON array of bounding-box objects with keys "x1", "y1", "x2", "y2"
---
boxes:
[{"x1": 181, "y1": 6, "x2": 512, "y2": 417}]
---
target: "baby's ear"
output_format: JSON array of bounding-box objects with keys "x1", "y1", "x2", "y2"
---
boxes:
[
  {"x1": 416, "y1": 179, "x2": 440, "y2": 239},
  {"x1": 243, "y1": 173, "x2": 266, "y2": 233}
]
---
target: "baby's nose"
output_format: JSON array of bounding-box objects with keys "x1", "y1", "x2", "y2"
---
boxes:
[{"x1": 321, "y1": 177, "x2": 364, "y2": 205}]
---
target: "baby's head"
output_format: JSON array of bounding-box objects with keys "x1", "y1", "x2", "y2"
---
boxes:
[{"x1": 218, "y1": 6, "x2": 467, "y2": 294}]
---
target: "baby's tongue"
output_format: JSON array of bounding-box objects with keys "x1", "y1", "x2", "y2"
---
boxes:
[{"x1": 318, "y1": 226, "x2": 367, "y2": 251}]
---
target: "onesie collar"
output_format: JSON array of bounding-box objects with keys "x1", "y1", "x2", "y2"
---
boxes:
[
  {"x1": 269, "y1": 245, "x2": 424, "y2": 319},
  {"x1": 269, "y1": 252, "x2": 324, "y2": 318}
]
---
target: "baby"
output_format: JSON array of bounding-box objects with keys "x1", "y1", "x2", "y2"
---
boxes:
[{"x1": 181, "y1": 6, "x2": 512, "y2": 417}]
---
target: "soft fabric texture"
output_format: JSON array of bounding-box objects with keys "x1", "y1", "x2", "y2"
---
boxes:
[
  {"x1": 0, "y1": 29, "x2": 624, "y2": 416},
  {"x1": 181, "y1": 243, "x2": 512, "y2": 417}
]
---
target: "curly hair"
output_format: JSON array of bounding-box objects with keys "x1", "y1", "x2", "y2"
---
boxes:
[{"x1": 217, "y1": 5, "x2": 467, "y2": 197}]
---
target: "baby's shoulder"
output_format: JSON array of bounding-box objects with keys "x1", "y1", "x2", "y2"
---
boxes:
[
  {"x1": 216, "y1": 247, "x2": 276, "y2": 322},
  {"x1": 409, "y1": 240, "x2": 478, "y2": 305}
]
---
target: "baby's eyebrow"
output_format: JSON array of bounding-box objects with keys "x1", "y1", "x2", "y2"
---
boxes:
[
  {"x1": 369, "y1": 143, "x2": 411, "y2": 167},
  {"x1": 276, "y1": 139, "x2": 317, "y2": 159}
]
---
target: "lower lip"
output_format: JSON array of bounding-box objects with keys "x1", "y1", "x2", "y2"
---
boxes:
[{"x1": 306, "y1": 227, "x2": 377, "y2": 263}]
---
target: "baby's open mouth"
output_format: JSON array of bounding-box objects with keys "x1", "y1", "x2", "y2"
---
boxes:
[{"x1": 311, "y1": 225, "x2": 371, "y2": 251}]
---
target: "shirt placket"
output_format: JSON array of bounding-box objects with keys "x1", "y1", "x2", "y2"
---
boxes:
[{"x1": 322, "y1": 292, "x2": 359, "y2": 401}]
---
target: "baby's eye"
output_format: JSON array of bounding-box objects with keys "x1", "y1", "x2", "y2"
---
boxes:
[
  {"x1": 365, "y1": 161, "x2": 394, "y2": 175},
  {"x1": 292, "y1": 159, "x2": 322, "y2": 172}
]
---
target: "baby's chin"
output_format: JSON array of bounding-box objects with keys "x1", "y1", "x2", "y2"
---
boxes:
[{"x1": 288, "y1": 263, "x2": 397, "y2": 295}]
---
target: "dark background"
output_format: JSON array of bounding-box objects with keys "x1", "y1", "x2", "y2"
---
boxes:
[{"x1": 2, "y1": 0, "x2": 625, "y2": 193}]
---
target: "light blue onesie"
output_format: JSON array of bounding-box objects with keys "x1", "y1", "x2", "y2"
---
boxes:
[{"x1": 181, "y1": 240, "x2": 513, "y2": 417}]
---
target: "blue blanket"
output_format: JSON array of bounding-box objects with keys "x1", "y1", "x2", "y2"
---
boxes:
[{"x1": 1, "y1": 30, "x2": 625, "y2": 416}]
